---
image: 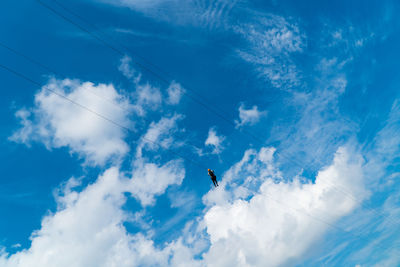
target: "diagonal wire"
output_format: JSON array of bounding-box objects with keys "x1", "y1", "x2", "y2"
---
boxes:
[
  {"x1": 0, "y1": 42, "x2": 55, "y2": 74},
  {"x1": 0, "y1": 40, "x2": 128, "y2": 112}
]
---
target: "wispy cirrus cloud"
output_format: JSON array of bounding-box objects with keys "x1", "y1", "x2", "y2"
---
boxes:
[
  {"x1": 268, "y1": 54, "x2": 355, "y2": 174},
  {"x1": 99, "y1": 0, "x2": 238, "y2": 29},
  {"x1": 234, "y1": 14, "x2": 305, "y2": 89},
  {"x1": 3, "y1": 71, "x2": 189, "y2": 265}
]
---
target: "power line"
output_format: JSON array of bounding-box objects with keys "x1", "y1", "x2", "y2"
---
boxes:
[
  {"x1": 0, "y1": 42, "x2": 55, "y2": 74},
  {"x1": 0, "y1": 40, "x2": 127, "y2": 112}
]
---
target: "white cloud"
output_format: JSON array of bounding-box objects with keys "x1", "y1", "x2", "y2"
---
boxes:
[
  {"x1": 136, "y1": 114, "x2": 184, "y2": 158},
  {"x1": 5, "y1": 66, "x2": 191, "y2": 264},
  {"x1": 129, "y1": 114, "x2": 186, "y2": 206},
  {"x1": 9, "y1": 78, "x2": 132, "y2": 166},
  {"x1": 235, "y1": 103, "x2": 266, "y2": 128},
  {"x1": 263, "y1": 97, "x2": 400, "y2": 266},
  {"x1": 10, "y1": 108, "x2": 34, "y2": 145},
  {"x1": 205, "y1": 127, "x2": 225, "y2": 154},
  {"x1": 167, "y1": 81, "x2": 184, "y2": 105},
  {"x1": 119, "y1": 55, "x2": 141, "y2": 84},
  {"x1": 134, "y1": 83, "x2": 162, "y2": 115},
  {"x1": 201, "y1": 146, "x2": 367, "y2": 267}
]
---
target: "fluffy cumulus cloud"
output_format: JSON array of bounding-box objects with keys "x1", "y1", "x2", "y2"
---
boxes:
[
  {"x1": 235, "y1": 103, "x2": 266, "y2": 128},
  {"x1": 201, "y1": 146, "x2": 368, "y2": 267},
  {"x1": 0, "y1": 167, "x2": 188, "y2": 267},
  {"x1": 130, "y1": 114, "x2": 186, "y2": 206},
  {"x1": 10, "y1": 78, "x2": 132, "y2": 166},
  {"x1": 3, "y1": 70, "x2": 191, "y2": 265},
  {"x1": 205, "y1": 127, "x2": 225, "y2": 154},
  {"x1": 235, "y1": 14, "x2": 305, "y2": 88}
]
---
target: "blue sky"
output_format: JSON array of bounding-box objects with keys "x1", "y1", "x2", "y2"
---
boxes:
[{"x1": 0, "y1": 0, "x2": 399, "y2": 266}]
